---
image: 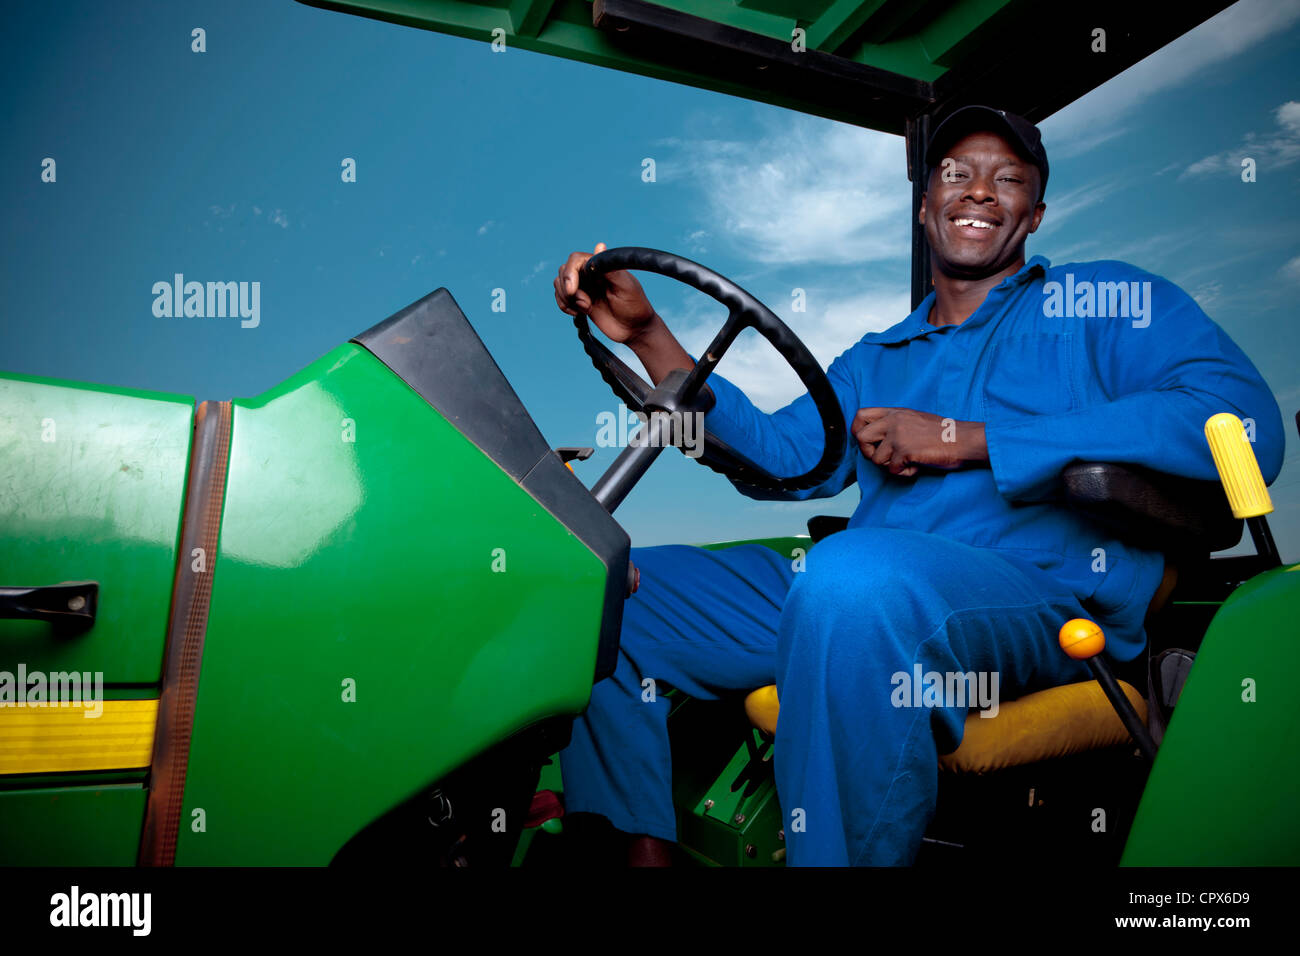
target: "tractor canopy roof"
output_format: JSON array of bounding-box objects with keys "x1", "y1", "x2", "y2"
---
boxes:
[{"x1": 296, "y1": 0, "x2": 1234, "y2": 135}]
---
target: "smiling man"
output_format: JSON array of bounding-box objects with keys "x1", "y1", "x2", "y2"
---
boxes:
[{"x1": 553, "y1": 105, "x2": 1285, "y2": 866}]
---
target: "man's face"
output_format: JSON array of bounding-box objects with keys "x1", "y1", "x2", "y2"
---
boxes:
[{"x1": 920, "y1": 130, "x2": 1045, "y2": 280}]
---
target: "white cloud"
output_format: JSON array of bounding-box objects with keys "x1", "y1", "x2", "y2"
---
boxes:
[
  {"x1": 657, "y1": 113, "x2": 910, "y2": 265},
  {"x1": 1041, "y1": 0, "x2": 1300, "y2": 159},
  {"x1": 1190, "y1": 280, "x2": 1225, "y2": 311},
  {"x1": 203, "y1": 201, "x2": 287, "y2": 229},
  {"x1": 611, "y1": 111, "x2": 922, "y2": 409},
  {"x1": 1281, "y1": 254, "x2": 1300, "y2": 282},
  {"x1": 1180, "y1": 100, "x2": 1300, "y2": 178},
  {"x1": 1033, "y1": 177, "x2": 1127, "y2": 235},
  {"x1": 477, "y1": 220, "x2": 495, "y2": 235},
  {"x1": 1046, "y1": 230, "x2": 1202, "y2": 271}
]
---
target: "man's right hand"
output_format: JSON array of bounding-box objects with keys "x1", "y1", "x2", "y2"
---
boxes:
[
  {"x1": 554, "y1": 242, "x2": 657, "y2": 345},
  {"x1": 554, "y1": 241, "x2": 701, "y2": 392}
]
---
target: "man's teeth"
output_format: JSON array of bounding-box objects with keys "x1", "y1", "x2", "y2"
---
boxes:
[{"x1": 954, "y1": 218, "x2": 994, "y2": 229}]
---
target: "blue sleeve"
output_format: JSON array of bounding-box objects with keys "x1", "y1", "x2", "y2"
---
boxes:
[
  {"x1": 701, "y1": 344, "x2": 863, "y2": 502},
  {"x1": 984, "y1": 268, "x2": 1285, "y2": 502}
]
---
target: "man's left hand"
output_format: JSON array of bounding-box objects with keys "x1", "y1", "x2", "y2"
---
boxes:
[{"x1": 852, "y1": 407, "x2": 989, "y2": 476}]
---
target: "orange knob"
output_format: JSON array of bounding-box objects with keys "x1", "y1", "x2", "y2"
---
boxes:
[{"x1": 1059, "y1": 618, "x2": 1105, "y2": 660}]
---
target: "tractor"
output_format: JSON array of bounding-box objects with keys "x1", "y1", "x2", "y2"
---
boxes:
[{"x1": 1, "y1": 0, "x2": 1295, "y2": 868}]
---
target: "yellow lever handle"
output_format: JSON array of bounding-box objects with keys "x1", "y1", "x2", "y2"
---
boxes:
[{"x1": 1204, "y1": 413, "x2": 1273, "y2": 519}]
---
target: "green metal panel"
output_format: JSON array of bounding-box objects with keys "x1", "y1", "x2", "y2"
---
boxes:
[
  {"x1": 914, "y1": 0, "x2": 1007, "y2": 63},
  {"x1": 678, "y1": 730, "x2": 787, "y2": 867},
  {"x1": 0, "y1": 373, "x2": 192, "y2": 685},
  {"x1": 804, "y1": 0, "x2": 889, "y2": 52},
  {"x1": 737, "y1": 0, "x2": 836, "y2": 24},
  {"x1": 296, "y1": 0, "x2": 997, "y2": 78},
  {"x1": 1122, "y1": 563, "x2": 1300, "y2": 865},
  {"x1": 666, "y1": 693, "x2": 787, "y2": 867},
  {"x1": 0, "y1": 784, "x2": 147, "y2": 865},
  {"x1": 175, "y1": 345, "x2": 609, "y2": 864}
]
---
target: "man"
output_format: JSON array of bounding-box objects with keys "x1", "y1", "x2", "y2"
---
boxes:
[{"x1": 552, "y1": 106, "x2": 1285, "y2": 866}]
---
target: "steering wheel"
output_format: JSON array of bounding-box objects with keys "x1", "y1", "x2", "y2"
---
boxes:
[{"x1": 574, "y1": 247, "x2": 846, "y2": 498}]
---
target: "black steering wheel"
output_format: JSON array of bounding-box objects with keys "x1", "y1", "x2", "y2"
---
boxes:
[{"x1": 574, "y1": 247, "x2": 846, "y2": 497}]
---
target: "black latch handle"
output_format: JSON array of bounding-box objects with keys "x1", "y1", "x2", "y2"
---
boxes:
[{"x1": 0, "y1": 582, "x2": 99, "y2": 632}]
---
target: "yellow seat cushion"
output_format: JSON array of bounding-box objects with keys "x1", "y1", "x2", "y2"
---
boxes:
[
  {"x1": 743, "y1": 680, "x2": 1148, "y2": 773},
  {"x1": 744, "y1": 685, "x2": 781, "y2": 735}
]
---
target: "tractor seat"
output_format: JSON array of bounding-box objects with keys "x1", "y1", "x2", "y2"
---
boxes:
[
  {"x1": 739, "y1": 562, "x2": 1171, "y2": 773},
  {"x1": 740, "y1": 558, "x2": 1172, "y2": 773},
  {"x1": 742, "y1": 459, "x2": 1234, "y2": 773},
  {"x1": 743, "y1": 679, "x2": 1149, "y2": 773}
]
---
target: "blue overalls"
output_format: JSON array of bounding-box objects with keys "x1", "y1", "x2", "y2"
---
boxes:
[{"x1": 559, "y1": 255, "x2": 1286, "y2": 865}]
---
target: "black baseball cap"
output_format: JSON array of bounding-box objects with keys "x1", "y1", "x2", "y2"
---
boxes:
[{"x1": 924, "y1": 105, "x2": 1049, "y2": 201}]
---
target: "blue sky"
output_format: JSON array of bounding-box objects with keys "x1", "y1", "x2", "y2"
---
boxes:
[{"x1": 2, "y1": 0, "x2": 1298, "y2": 558}]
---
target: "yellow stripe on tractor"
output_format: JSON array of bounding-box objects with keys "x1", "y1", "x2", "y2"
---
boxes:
[{"x1": 0, "y1": 699, "x2": 158, "y2": 774}]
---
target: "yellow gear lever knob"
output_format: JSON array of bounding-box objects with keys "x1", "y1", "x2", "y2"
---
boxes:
[{"x1": 1204, "y1": 413, "x2": 1273, "y2": 519}]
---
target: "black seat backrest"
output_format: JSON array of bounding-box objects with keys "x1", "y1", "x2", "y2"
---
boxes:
[
  {"x1": 1061, "y1": 462, "x2": 1241, "y2": 556},
  {"x1": 808, "y1": 463, "x2": 1242, "y2": 556}
]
